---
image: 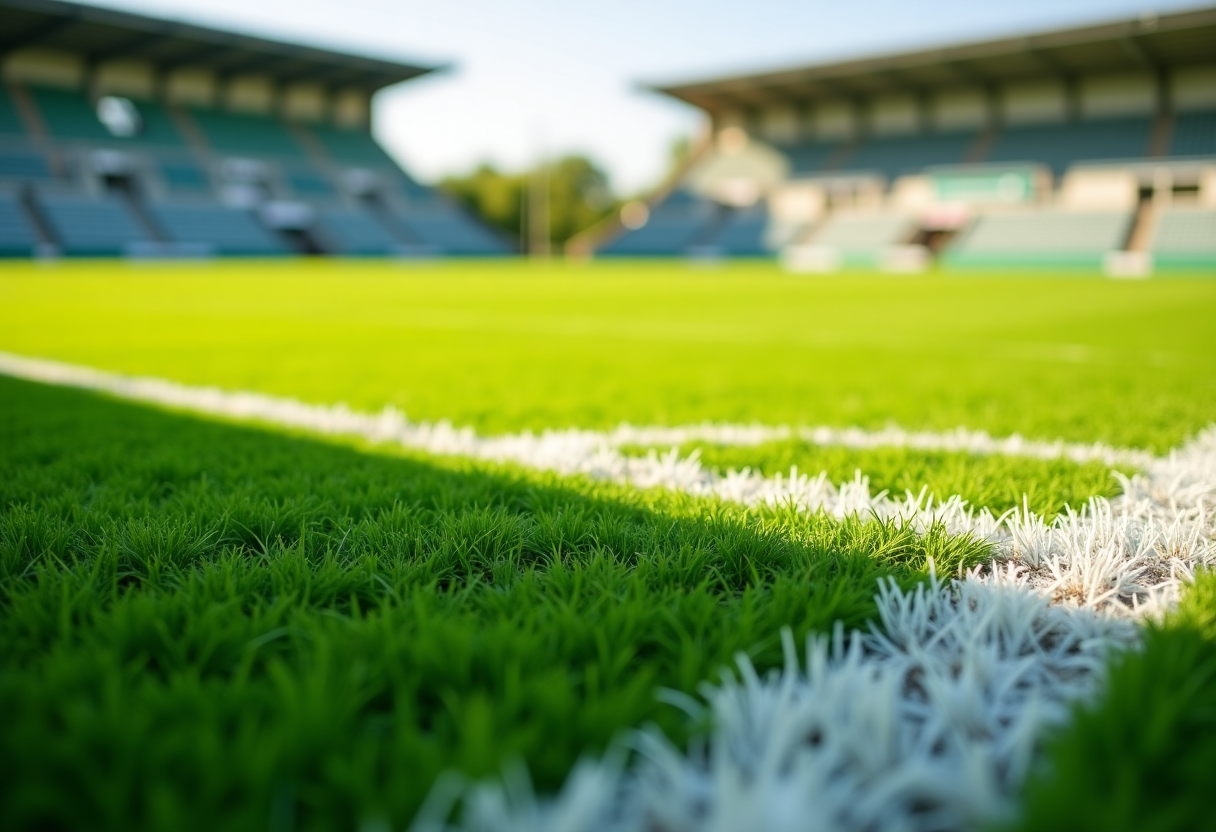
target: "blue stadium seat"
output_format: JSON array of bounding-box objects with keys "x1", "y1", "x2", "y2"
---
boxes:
[
  {"x1": 772, "y1": 140, "x2": 843, "y2": 175},
  {"x1": 149, "y1": 202, "x2": 288, "y2": 255},
  {"x1": 396, "y1": 203, "x2": 506, "y2": 255},
  {"x1": 840, "y1": 130, "x2": 977, "y2": 177},
  {"x1": 600, "y1": 190, "x2": 719, "y2": 256},
  {"x1": 0, "y1": 87, "x2": 28, "y2": 137},
  {"x1": 0, "y1": 192, "x2": 38, "y2": 256},
  {"x1": 37, "y1": 192, "x2": 152, "y2": 255},
  {"x1": 1170, "y1": 110, "x2": 1216, "y2": 157},
  {"x1": 317, "y1": 206, "x2": 401, "y2": 255},
  {"x1": 158, "y1": 160, "x2": 211, "y2": 193},
  {"x1": 0, "y1": 147, "x2": 54, "y2": 181},
  {"x1": 711, "y1": 206, "x2": 769, "y2": 255},
  {"x1": 982, "y1": 117, "x2": 1153, "y2": 173}
]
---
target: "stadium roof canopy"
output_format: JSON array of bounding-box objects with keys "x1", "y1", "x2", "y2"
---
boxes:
[
  {"x1": 0, "y1": 0, "x2": 439, "y2": 91},
  {"x1": 650, "y1": 5, "x2": 1216, "y2": 112}
]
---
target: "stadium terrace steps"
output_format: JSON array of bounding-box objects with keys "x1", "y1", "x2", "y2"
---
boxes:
[
  {"x1": 36, "y1": 192, "x2": 152, "y2": 256},
  {"x1": 306, "y1": 122, "x2": 399, "y2": 167},
  {"x1": 947, "y1": 209, "x2": 1134, "y2": 268},
  {"x1": 710, "y1": 206, "x2": 770, "y2": 255},
  {"x1": 157, "y1": 160, "x2": 211, "y2": 194}
]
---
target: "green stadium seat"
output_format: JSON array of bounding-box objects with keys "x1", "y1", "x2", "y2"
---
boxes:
[
  {"x1": 982, "y1": 117, "x2": 1153, "y2": 174},
  {"x1": 0, "y1": 87, "x2": 28, "y2": 137},
  {"x1": 189, "y1": 108, "x2": 307, "y2": 158},
  {"x1": 1169, "y1": 111, "x2": 1216, "y2": 157}
]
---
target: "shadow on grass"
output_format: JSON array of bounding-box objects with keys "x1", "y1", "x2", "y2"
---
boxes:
[{"x1": 0, "y1": 376, "x2": 988, "y2": 832}]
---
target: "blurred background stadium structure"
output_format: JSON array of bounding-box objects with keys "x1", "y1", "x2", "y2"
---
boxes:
[
  {"x1": 0, "y1": 0, "x2": 508, "y2": 257},
  {"x1": 597, "y1": 5, "x2": 1216, "y2": 272},
  {"x1": 0, "y1": 0, "x2": 1213, "y2": 270}
]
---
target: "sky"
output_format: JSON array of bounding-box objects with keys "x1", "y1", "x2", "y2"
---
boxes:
[{"x1": 80, "y1": 0, "x2": 1204, "y2": 193}]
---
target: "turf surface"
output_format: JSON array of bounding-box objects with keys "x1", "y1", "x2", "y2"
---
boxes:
[
  {"x1": 0, "y1": 376, "x2": 987, "y2": 832},
  {"x1": 2, "y1": 260, "x2": 1214, "y2": 449},
  {"x1": 1, "y1": 261, "x2": 1213, "y2": 831}
]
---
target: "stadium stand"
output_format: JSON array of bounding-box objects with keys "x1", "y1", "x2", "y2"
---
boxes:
[
  {"x1": 37, "y1": 192, "x2": 152, "y2": 255},
  {"x1": 0, "y1": 0, "x2": 505, "y2": 258},
  {"x1": 946, "y1": 210, "x2": 1133, "y2": 268},
  {"x1": 599, "y1": 6, "x2": 1216, "y2": 271},
  {"x1": 1149, "y1": 207, "x2": 1216, "y2": 269}
]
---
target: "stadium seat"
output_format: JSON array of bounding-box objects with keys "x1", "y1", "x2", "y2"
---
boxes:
[
  {"x1": 710, "y1": 206, "x2": 770, "y2": 255},
  {"x1": 396, "y1": 202, "x2": 506, "y2": 255},
  {"x1": 158, "y1": 160, "x2": 211, "y2": 193},
  {"x1": 308, "y1": 123, "x2": 398, "y2": 167},
  {"x1": 317, "y1": 206, "x2": 402, "y2": 255},
  {"x1": 148, "y1": 201, "x2": 288, "y2": 255},
  {"x1": 600, "y1": 190, "x2": 720, "y2": 256},
  {"x1": 773, "y1": 140, "x2": 845, "y2": 175},
  {"x1": 0, "y1": 147, "x2": 54, "y2": 181},
  {"x1": 0, "y1": 87, "x2": 28, "y2": 137},
  {"x1": 840, "y1": 130, "x2": 978, "y2": 177},
  {"x1": 807, "y1": 211, "x2": 917, "y2": 265},
  {"x1": 36, "y1": 192, "x2": 153, "y2": 255},
  {"x1": 1149, "y1": 207, "x2": 1216, "y2": 269},
  {"x1": 28, "y1": 87, "x2": 188, "y2": 149},
  {"x1": 285, "y1": 167, "x2": 333, "y2": 197},
  {"x1": 946, "y1": 209, "x2": 1133, "y2": 267},
  {"x1": 982, "y1": 117, "x2": 1153, "y2": 173},
  {"x1": 1169, "y1": 110, "x2": 1216, "y2": 157},
  {"x1": 189, "y1": 108, "x2": 307, "y2": 158},
  {"x1": 0, "y1": 191, "x2": 38, "y2": 256}
]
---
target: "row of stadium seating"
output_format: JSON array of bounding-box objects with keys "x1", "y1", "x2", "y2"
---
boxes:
[
  {"x1": 0, "y1": 183, "x2": 507, "y2": 257},
  {"x1": 601, "y1": 186, "x2": 1215, "y2": 269},
  {"x1": 598, "y1": 190, "x2": 769, "y2": 257},
  {"x1": 0, "y1": 83, "x2": 506, "y2": 256},
  {"x1": 772, "y1": 112, "x2": 1216, "y2": 178}
]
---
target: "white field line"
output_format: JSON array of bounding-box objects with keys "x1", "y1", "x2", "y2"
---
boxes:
[
  {"x1": 1, "y1": 350, "x2": 1210, "y2": 615},
  {"x1": 3, "y1": 351, "x2": 1215, "y2": 832}
]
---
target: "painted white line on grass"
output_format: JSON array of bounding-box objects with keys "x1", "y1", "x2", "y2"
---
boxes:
[
  {"x1": 3, "y1": 351, "x2": 1213, "y2": 832},
  {"x1": 1, "y1": 350, "x2": 1210, "y2": 615},
  {"x1": 412, "y1": 575, "x2": 1138, "y2": 832},
  {"x1": 0, "y1": 351, "x2": 1154, "y2": 468}
]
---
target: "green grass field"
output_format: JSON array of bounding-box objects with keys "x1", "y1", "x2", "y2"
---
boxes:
[{"x1": 1, "y1": 259, "x2": 1214, "y2": 832}]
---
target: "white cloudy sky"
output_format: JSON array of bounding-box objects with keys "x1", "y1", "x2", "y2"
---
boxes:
[{"x1": 81, "y1": 0, "x2": 1202, "y2": 193}]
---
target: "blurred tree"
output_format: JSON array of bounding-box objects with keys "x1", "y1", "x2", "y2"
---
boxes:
[{"x1": 439, "y1": 155, "x2": 618, "y2": 254}]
